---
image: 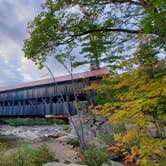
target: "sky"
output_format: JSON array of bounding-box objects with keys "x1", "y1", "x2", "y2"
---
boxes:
[{"x1": 0, "y1": 0, "x2": 86, "y2": 87}]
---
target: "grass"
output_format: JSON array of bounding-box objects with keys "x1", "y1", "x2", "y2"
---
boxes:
[
  {"x1": 67, "y1": 138, "x2": 80, "y2": 147},
  {"x1": 0, "y1": 118, "x2": 67, "y2": 126},
  {"x1": 81, "y1": 144, "x2": 109, "y2": 166},
  {"x1": 0, "y1": 144, "x2": 56, "y2": 166}
]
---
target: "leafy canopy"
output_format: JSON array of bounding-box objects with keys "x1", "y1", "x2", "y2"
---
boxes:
[
  {"x1": 23, "y1": 0, "x2": 166, "y2": 70},
  {"x1": 22, "y1": 1, "x2": 166, "y2": 164},
  {"x1": 88, "y1": 44, "x2": 166, "y2": 164}
]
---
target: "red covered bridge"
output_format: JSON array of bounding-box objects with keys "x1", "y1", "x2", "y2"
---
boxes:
[{"x1": 0, "y1": 68, "x2": 109, "y2": 117}]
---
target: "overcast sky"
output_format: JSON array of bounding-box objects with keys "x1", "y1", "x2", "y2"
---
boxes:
[{"x1": 0, "y1": 0, "x2": 86, "y2": 87}]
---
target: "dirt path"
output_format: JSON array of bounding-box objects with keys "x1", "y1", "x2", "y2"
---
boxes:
[{"x1": 46, "y1": 140, "x2": 80, "y2": 163}]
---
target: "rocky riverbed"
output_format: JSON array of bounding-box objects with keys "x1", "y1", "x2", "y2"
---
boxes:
[
  {"x1": 0, "y1": 124, "x2": 68, "y2": 140},
  {"x1": 0, "y1": 124, "x2": 82, "y2": 164},
  {"x1": 0, "y1": 119, "x2": 125, "y2": 166}
]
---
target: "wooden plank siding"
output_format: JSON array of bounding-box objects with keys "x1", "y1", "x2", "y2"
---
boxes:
[
  {"x1": 0, "y1": 79, "x2": 99, "y2": 102},
  {"x1": 0, "y1": 68, "x2": 109, "y2": 117}
]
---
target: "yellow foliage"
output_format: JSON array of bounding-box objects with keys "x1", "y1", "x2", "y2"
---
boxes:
[
  {"x1": 109, "y1": 110, "x2": 126, "y2": 123},
  {"x1": 114, "y1": 133, "x2": 123, "y2": 143},
  {"x1": 123, "y1": 130, "x2": 138, "y2": 142},
  {"x1": 162, "y1": 76, "x2": 166, "y2": 83},
  {"x1": 133, "y1": 138, "x2": 166, "y2": 166},
  {"x1": 88, "y1": 60, "x2": 166, "y2": 165}
]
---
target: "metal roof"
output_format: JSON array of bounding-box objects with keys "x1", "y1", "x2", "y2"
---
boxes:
[{"x1": 0, "y1": 68, "x2": 109, "y2": 92}]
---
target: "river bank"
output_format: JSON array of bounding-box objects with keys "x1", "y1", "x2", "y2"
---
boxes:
[
  {"x1": 0, "y1": 124, "x2": 81, "y2": 163},
  {"x1": 0, "y1": 124, "x2": 67, "y2": 140},
  {"x1": 0, "y1": 118, "x2": 125, "y2": 166}
]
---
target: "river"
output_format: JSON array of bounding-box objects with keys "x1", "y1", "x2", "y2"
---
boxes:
[{"x1": 0, "y1": 124, "x2": 79, "y2": 163}]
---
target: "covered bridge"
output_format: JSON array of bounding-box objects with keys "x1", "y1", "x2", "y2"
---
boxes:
[{"x1": 0, "y1": 68, "x2": 109, "y2": 117}]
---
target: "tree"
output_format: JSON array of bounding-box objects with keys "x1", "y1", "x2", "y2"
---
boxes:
[
  {"x1": 23, "y1": 1, "x2": 166, "y2": 163},
  {"x1": 87, "y1": 44, "x2": 166, "y2": 164},
  {"x1": 76, "y1": 41, "x2": 166, "y2": 158},
  {"x1": 23, "y1": 0, "x2": 166, "y2": 71}
]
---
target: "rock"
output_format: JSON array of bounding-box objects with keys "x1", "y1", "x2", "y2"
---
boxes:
[
  {"x1": 102, "y1": 160, "x2": 125, "y2": 166},
  {"x1": 69, "y1": 112, "x2": 121, "y2": 144},
  {"x1": 43, "y1": 161, "x2": 123, "y2": 166},
  {"x1": 55, "y1": 134, "x2": 77, "y2": 143},
  {"x1": 95, "y1": 115, "x2": 107, "y2": 123},
  {"x1": 48, "y1": 131, "x2": 66, "y2": 139},
  {"x1": 111, "y1": 161, "x2": 125, "y2": 166},
  {"x1": 68, "y1": 164, "x2": 86, "y2": 166},
  {"x1": 43, "y1": 162, "x2": 66, "y2": 166},
  {"x1": 0, "y1": 125, "x2": 67, "y2": 140},
  {"x1": 43, "y1": 162, "x2": 85, "y2": 166}
]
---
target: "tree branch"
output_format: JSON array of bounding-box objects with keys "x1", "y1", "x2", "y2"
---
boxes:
[
  {"x1": 72, "y1": 28, "x2": 140, "y2": 38},
  {"x1": 78, "y1": 0, "x2": 144, "y2": 7},
  {"x1": 54, "y1": 28, "x2": 140, "y2": 46}
]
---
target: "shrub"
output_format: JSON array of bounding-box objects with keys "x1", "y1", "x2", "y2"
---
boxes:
[
  {"x1": 81, "y1": 144, "x2": 109, "y2": 166},
  {"x1": 107, "y1": 139, "x2": 140, "y2": 165},
  {"x1": 100, "y1": 133, "x2": 115, "y2": 146},
  {"x1": 113, "y1": 123, "x2": 127, "y2": 136},
  {"x1": 53, "y1": 119, "x2": 67, "y2": 125},
  {"x1": 107, "y1": 142, "x2": 130, "y2": 161},
  {"x1": 0, "y1": 144, "x2": 55, "y2": 166},
  {"x1": 67, "y1": 138, "x2": 80, "y2": 147},
  {"x1": 63, "y1": 125, "x2": 70, "y2": 131},
  {"x1": 0, "y1": 118, "x2": 54, "y2": 126}
]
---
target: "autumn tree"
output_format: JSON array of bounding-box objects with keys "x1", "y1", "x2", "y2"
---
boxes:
[
  {"x1": 23, "y1": 1, "x2": 166, "y2": 164},
  {"x1": 87, "y1": 44, "x2": 166, "y2": 165}
]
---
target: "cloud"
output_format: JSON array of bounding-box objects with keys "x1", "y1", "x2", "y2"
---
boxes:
[
  {"x1": 0, "y1": 0, "x2": 47, "y2": 86},
  {"x1": 0, "y1": 0, "x2": 87, "y2": 87}
]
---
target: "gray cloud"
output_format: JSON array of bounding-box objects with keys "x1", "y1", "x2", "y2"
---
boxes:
[
  {"x1": 0, "y1": 0, "x2": 44, "y2": 42},
  {"x1": 0, "y1": 0, "x2": 45, "y2": 86},
  {"x1": 0, "y1": 0, "x2": 86, "y2": 87}
]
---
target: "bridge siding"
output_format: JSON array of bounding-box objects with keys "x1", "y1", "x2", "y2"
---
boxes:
[
  {"x1": 0, "y1": 102, "x2": 77, "y2": 116},
  {"x1": 0, "y1": 79, "x2": 98, "y2": 102},
  {"x1": 0, "y1": 79, "x2": 98, "y2": 117},
  {"x1": 0, "y1": 69, "x2": 108, "y2": 117}
]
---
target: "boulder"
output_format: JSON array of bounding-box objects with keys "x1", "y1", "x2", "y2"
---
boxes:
[
  {"x1": 43, "y1": 162, "x2": 66, "y2": 166},
  {"x1": 43, "y1": 162, "x2": 85, "y2": 166},
  {"x1": 102, "y1": 160, "x2": 125, "y2": 166}
]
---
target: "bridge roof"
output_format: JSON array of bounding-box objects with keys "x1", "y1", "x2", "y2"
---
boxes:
[{"x1": 0, "y1": 68, "x2": 109, "y2": 92}]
